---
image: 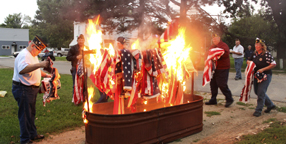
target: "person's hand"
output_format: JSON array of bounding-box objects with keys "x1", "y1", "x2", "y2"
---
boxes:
[
  {"x1": 45, "y1": 74, "x2": 52, "y2": 78},
  {"x1": 40, "y1": 61, "x2": 50, "y2": 68},
  {"x1": 257, "y1": 69, "x2": 264, "y2": 73},
  {"x1": 76, "y1": 55, "x2": 82, "y2": 59}
]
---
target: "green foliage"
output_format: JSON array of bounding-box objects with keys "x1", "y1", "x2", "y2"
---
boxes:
[
  {"x1": 0, "y1": 13, "x2": 31, "y2": 28},
  {"x1": 0, "y1": 68, "x2": 100, "y2": 144},
  {"x1": 204, "y1": 111, "x2": 221, "y2": 117}
]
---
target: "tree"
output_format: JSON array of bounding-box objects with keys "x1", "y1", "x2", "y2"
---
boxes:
[
  {"x1": 32, "y1": 0, "x2": 74, "y2": 48},
  {"x1": 218, "y1": 0, "x2": 286, "y2": 67},
  {"x1": 0, "y1": 13, "x2": 31, "y2": 28},
  {"x1": 223, "y1": 11, "x2": 278, "y2": 50}
]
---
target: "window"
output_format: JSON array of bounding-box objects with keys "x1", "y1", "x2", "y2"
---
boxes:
[
  {"x1": 2, "y1": 45, "x2": 10, "y2": 49},
  {"x1": 19, "y1": 45, "x2": 27, "y2": 50}
]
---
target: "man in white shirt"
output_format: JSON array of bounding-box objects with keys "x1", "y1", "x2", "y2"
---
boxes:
[
  {"x1": 12, "y1": 35, "x2": 51, "y2": 144},
  {"x1": 231, "y1": 39, "x2": 244, "y2": 80}
]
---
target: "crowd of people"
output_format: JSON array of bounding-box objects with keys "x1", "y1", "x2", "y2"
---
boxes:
[{"x1": 11, "y1": 33, "x2": 276, "y2": 143}]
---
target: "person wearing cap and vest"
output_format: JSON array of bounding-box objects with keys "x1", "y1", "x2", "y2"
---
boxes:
[
  {"x1": 231, "y1": 39, "x2": 244, "y2": 80},
  {"x1": 247, "y1": 38, "x2": 276, "y2": 117},
  {"x1": 66, "y1": 34, "x2": 86, "y2": 100},
  {"x1": 12, "y1": 35, "x2": 51, "y2": 144},
  {"x1": 95, "y1": 37, "x2": 127, "y2": 103},
  {"x1": 205, "y1": 33, "x2": 234, "y2": 107}
]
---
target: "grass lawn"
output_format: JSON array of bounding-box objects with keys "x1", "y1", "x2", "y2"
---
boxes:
[
  {"x1": 0, "y1": 68, "x2": 100, "y2": 144},
  {"x1": 55, "y1": 56, "x2": 68, "y2": 61},
  {"x1": 238, "y1": 119, "x2": 286, "y2": 143}
]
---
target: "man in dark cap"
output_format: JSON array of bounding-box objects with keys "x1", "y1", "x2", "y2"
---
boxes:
[
  {"x1": 12, "y1": 35, "x2": 51, "y2": 144},
  {"x1": 205, "y1": 33, "x2": 234, "y2": 107},
  {"x1": 66, "y1": 34, "x2": 86, "y2": 102},
  {"x1": 117, "y1": 36, "x2": 126, "y2": 49}
]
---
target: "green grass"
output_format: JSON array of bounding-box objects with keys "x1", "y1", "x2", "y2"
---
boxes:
[
  {"x1": 204, "y1": 111, "x2": 221, "y2": 117},
  {"x1": 263, "y1": 118, "x2": 277, "y2": 124},
  {"x1": 55, "y1": 56, "x2": 68, "y2": 61},
  {"x1": 238, "y1": 120, "x2": 286, "y2": 144},
  {"x1": 277, "y1": 107, "x2": 286, "y2": 113},
  {"x1": 0, "y1": 68, "x2": 101, "y2": 144},
  {"x1": 236, "y1": 102, "x2": 253, "y2": 107}
]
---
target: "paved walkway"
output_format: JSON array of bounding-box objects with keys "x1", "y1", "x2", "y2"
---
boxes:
[{"x1": 186, "y1": 71, "x2": 286, "y2": 103}]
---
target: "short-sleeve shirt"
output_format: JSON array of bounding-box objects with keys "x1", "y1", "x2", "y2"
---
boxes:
[
  {"x1": 249, "y1": 51, "x2": 276, "y2": 74},
  {"x1": 12, "y1": 48, "x2": 41, "y2": 86},
  {"x1": 232, "y1": 45, "x2": 244, "y2": 58}
]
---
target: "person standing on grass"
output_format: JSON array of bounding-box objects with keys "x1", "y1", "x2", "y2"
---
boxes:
[
  {"x1": 231, "y1": 39, "x2": 244, "y2": 80},
  {"x1": 247, "y1": 38, "x2": 276, "y2": 117},
  {"x1": 66, "y1": 34, "x2": 86, "y2": 102},
  {"x1": 12, "y1": 35, "x2": 51, "y2": 144},
  {"x1": 205, "y1": 33, "x2": 234, "y2": 107}
]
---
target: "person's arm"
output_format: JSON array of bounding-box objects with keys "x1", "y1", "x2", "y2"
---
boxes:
[
  {"x1": 232, "y1": 46, "x2": 243, "y2": 55},
  {"x1": 257, "y1": 64, "x2": 276, "y2": 73},
  {"x1": 66, "y1": 46, "x2": 77, "y2": 61},
  {"x1": 19, "y1": 61, "x2": 49, "y2": 74},
  {"x1": 41, "y1": 70, "x2": 52, "y2": 78}
]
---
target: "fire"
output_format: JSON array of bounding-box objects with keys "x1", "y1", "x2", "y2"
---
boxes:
[
  {"x1": 161, "y1": 28, "x2": 193, "y2": 104},
  {"x1": 86, "y1": 16, "x2": 104, "y2": 74},
  {"x1": 131, "y1": 39, "x2": 140, "y2": 50},
  {"x1": 83, "y1": 87, "x2": 95, "y2": 124}
]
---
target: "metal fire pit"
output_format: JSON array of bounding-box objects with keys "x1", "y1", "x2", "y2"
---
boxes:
[{"x1": 85, "y1": 93, "x2": 203, "y2": 144}]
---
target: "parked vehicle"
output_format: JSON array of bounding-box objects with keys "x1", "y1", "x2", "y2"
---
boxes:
[
  {"x1": 13, "y1": 51, "x2": 21, "y2": 57},
  {"x1": 54, "y1": 48, "x2": 70, "y2": 57},
  {"x1": 41, "y1": 51, "x2": 55, "y2": 61}
]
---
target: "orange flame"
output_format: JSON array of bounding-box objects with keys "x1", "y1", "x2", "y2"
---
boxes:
[{"x1": 161, "y1": 28, "x2": 193, "y2": 100}]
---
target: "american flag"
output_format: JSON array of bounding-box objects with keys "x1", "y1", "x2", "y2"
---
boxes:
[
  {"x1": 240, "y1": 61, "x2": 256, "y2": 103},
  {"x1": 202, "y1": 48, "x2": 225, "y2": 87},
  {"x1": 73, "y1": 59, "x2": 84, "y2": 105}
]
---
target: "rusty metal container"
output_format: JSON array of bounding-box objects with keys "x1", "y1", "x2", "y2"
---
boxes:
[{"x1": 85, "y1": 93, "x2": 203, "y2": 144}]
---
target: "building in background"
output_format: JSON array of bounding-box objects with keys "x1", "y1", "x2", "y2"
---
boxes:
[{"x1": 0, "y1": 28, "x2": 29, "y2": 56}]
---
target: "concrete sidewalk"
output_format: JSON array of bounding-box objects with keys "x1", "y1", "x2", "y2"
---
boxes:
[{"x1": 186, "y1": 71, "x2": 286, "y2": 103}]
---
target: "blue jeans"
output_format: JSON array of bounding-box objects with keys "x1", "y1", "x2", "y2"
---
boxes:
[
  {"x1": 210, "y1": 69, "x2": 233, "y2": 103},
  {"x1": 253, "y1": 74, "x2": 274, "y2": 113},
  {"x1": 12, "y1": 84, "x2": 39, "y2": 143},
  {"x1": 234, "y1": 58, "x2": 243, "y2": 79}
]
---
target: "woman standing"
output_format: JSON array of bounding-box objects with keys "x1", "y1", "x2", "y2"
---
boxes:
[{"x1": 247, "y1": 38, "x2": 276, "y2": 117}]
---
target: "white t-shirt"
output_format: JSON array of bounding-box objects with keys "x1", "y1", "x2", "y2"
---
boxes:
[
  {"x1": 232, "y1": 44, "x2": 244, "y2": 58},
  {"x1": 12, "y1": 48, "x2": 41, "y2": 86}
]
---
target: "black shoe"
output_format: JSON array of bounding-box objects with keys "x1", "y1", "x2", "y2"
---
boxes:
[
  {"x1": 225, "y1": 100, "x2": 234, "y2": 107},
  {"x1": 31, "y1": 135, "x2": 44, "y2": 140},
  {"x1": 264, "y1": 105, "x2": 276, "y2": 113},
  {"x1": 234, "y1": 78, "x2": 239, "y2": 80},
  {"x1": 21, "y1": 140, "x2": 33, "y2": 144},
  {"x1": 253, "y1": 111, "x2": 261, "y2": 117},
  {"x1": 205, "y1": 101, "x2": 217, "y2": 105}
]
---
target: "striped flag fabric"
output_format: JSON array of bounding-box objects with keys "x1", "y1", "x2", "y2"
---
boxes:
[
  {"x1": 202, "y1": 48, "x2": 225, "y2": 87},
  {"x1": 239, "y1": 61, "x2": 256, "y2": 103}
]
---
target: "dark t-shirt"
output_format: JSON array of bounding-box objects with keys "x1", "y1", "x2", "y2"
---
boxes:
[
  {"x1": 249, "y1": 52, "x2": 276, "y2": 74},
  {"x1": 209, "y1": 41, "x2": 230, "y2": 69}
]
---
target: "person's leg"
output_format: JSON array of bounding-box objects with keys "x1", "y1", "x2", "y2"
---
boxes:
[
  {"x1": 12, "y1": 85, "x2": 31, "y2": 143},
  {"x1": 217, "y1": 69, "x2": 233, "y2": 103},
  {"x1": 237, "y1": 58, "x2": 243, "y2": 79},
  {"x1": 96, "y1": 91, "x2": 109, "y2": 103},
  {"x1": 72, "y1": 67, "x2": 76, "y2": 97},
  {"x1": 29, "y1": 87, "x2": 39, "y2": 139},
  {"x1": 255, "y1": 74, "x2": 273, "y2": 113},
  {"x1": 234, "y1": 58, "x2": 239, "y2": 79},
  {"x1": 209, "y1": 72, "x2": 218, "y2": 103}
]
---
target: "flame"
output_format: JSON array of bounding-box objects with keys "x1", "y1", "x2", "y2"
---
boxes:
[
  {"x1": 86, "y1": 16, "x2": 104, "y2": 74},
  {"x1": 161, "y1": 28, "x2": 192, "y2": 102},
  {"x1": 131, "y1": 39, "x2": 140, "y2": 50}
]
